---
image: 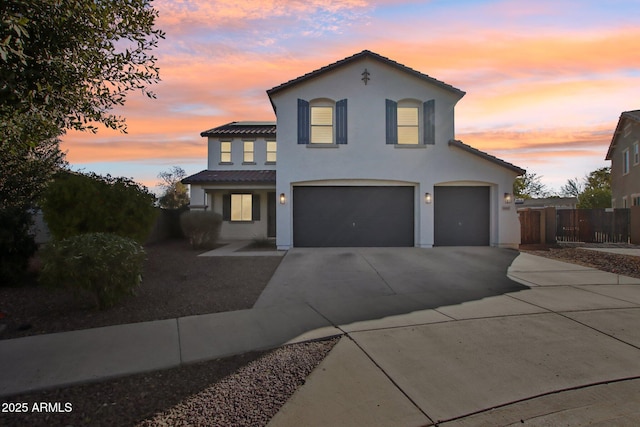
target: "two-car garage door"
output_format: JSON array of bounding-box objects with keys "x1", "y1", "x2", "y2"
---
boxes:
[
  {"x1": 293, "y1": 186, "x2": 414, "y2": 247},
  {"x1": 292, "y1": 185, "x2": 490, "y2": 247}
]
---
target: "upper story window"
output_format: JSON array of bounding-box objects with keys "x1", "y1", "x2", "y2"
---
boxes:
[
  {"x1": 623, "y1": 148, "x2": 630, "y2": 175},
  {"x1": 220, "y1": 141, "x2": 232, "y2": 163},
  {"x1": 297, "y1": 98, "x2": 347, "y2": 145},
  {"x1": 266, "y1": 141, "x2": 277, "y2": 163},
  {"x1": 311, "y1": 106, "x2": 334, "y2": 144},
  {"x1": 243, "y1": 141, "x2": 254, "y2": 163},
  {"x1": 634, "y1": 142, "x2": 639, "y2": 165},
  {"x1": 386, "y1": 99, "x2": 435, "y2": 145},
  {"x1": 397, "y1": 105, "x2": 420, "y2": 145}
]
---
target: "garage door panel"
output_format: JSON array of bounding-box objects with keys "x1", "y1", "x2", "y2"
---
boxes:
[
  {"x1": 434, "y1": 186, "x2": 489, "y2": 246},
  {"x1": 293, "y1": 186, "x2": 414, "y2": 247}
]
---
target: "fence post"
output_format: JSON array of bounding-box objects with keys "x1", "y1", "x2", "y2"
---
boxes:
[{"x1": 544, "y1": 207, "x2": 556, "y2": 244}]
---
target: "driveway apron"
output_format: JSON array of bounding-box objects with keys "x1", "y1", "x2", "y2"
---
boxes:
[{"x1": 254, "y1": 247, "x2": 526, "y2": 325}]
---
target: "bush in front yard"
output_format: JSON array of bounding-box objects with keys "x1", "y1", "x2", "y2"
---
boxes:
[
  {"x1": 180, "y1": 211, "x2": 222, "y2": 249},
  {"x1": 41, "y1": 171, "x2": 157, "y2": 243},
  {"x1": 39, "y1": 233, "x2": 146, "y2": 309}
]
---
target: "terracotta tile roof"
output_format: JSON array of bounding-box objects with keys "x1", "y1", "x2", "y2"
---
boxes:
[
  {"x1": 267, "y1": 50, "x2": 465, "y2": 99},
  {"x1": 606, "y1": 109, "x2": 640, "y2": 160},
  {"x1": 182, "y1": 170, "x2": 276, "y2": 185},
  {"x1": 448, "y1": 139, "x2": 526, "y2": 175},
  {"x1": 200, "y1": 121, "x2": 276, "y2": 138}
]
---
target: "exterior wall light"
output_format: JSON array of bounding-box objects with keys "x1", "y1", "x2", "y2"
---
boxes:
[
  {"x1": 424, "y1": 192, "x2": 432, "y2": 204},
  {"x1": 279, "y1": 193, "x2": 286, "y2": 205},
  {"x1": 504, "y1": 192, "x2": 512, "y2": 204}
]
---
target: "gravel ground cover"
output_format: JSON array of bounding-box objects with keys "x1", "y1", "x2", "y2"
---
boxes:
[
  {"x1": 0, "y1": 338, "x2": 338, "y2": 427},
  {"x1": 520, "y1": 243, "x2": 640, "y2": 279},
  {"x1": 0, "y1": 239, "x2": 282, "y2": 339}
]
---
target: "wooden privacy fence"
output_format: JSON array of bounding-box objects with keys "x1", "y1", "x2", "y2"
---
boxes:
[
  {"x1": 556, "y1": 208, "x2": 630, "y2": 243},
  {"x1": 519, "y1": 207, "x2": 634, "y2": 245},
  {"x1": 519, "y1": 209, "x2": 541, "y2": 244}
]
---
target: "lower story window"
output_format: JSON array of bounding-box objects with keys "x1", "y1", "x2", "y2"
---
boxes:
[{"x1": 231, "y1": 194, "x2": 252, "y2": 221}]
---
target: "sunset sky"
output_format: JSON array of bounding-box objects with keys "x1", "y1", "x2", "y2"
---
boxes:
[{"x1": 60, "y1": 0, "x2": 640, "y2": 194}]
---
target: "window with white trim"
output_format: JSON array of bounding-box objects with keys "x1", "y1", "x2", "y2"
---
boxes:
[
  {"x1": 622, "y1": 196, "x2": 629, "y2": 208},
  {"x1": 231, "y1": 194, "x2": 252, "y2": 221},
  {"x1": 623, "y1": 149, "x2": 630, "y2": 175},
  {"x1": 266, "y1": 141, "x2": 277, "y2": 163},
  {"x1": 220, "y1": 141, "x2": 231, "y2": 163},
  {"x1": 243, "y1": 141, "x2": 254, "y2": 163},
  {"x1": 634, "y1": 142, "x2": 639, "y2": 165}
]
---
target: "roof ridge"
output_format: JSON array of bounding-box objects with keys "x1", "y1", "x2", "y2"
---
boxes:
[{"x1": 267, "y1": 50, "x2": 465, "y2": 98}]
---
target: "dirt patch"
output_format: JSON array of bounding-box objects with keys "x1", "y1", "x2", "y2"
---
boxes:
[{"x1": 0, "y1": 239, "x2": 282, "y2": 339}]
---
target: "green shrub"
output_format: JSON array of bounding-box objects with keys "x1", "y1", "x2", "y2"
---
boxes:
[
  {"x1": 41, "y1": 171, "x2": 157, "y2": 243},
  {"x1": 180, "y1": 211, "x2": 222, "y2": 249},
  {"x1": 0, "y1": 208, "x2": 37, "y2": 286},
  {"x1": 39, "y1": 233, "x2": 146, "y2": 309}
]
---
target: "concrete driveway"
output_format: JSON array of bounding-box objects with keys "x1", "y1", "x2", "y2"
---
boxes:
[{"x1": 254, "y1": 246, "x2": 527, "y2": 325}]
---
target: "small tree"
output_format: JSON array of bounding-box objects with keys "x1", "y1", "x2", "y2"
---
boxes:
[
  {"x1": 41, "y1": 171, "x2": 157, "y2": 243},
  {"x1": 513, "y1": 172, "x2": 549, "y2": 199},
  {"x1": 560, "y1": 177, "x2": 584, "y2": 198},
  {"x1": 157, "y1": 166, "x2": 189, "y2": 209}
]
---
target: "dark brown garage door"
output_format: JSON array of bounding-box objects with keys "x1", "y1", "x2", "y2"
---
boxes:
[
  {"x1": 434, "y1": 186, "x2": 490, "y2": 246},
  {"x1": 293, "y1": 186, "x2": 414, "y2": 247}
]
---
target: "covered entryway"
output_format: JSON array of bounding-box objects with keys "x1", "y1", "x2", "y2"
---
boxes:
[
  {"x1": 293, "y1": 186, "x2": 414, "y2": 247},
  {"x1": 434, "y1": 186, "x2": 490, "y2": 246}
]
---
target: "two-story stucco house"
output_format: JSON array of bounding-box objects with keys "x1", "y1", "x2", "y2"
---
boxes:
[
  {"x1": 184, "y1": 50, "x2": 525, "y2": 249},
  {"x1": 606, "y1": 110, "x2": 640, "y2": 208}
]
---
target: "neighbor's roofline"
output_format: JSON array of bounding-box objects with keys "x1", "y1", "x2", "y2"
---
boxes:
[
  {"x1": 266, "y1": 50, "x2": 466, "y2": 106},
  {"x1": 605, "y1": 110, "x2": 640, "y2": 160},
  {"x1": 448, "y1": 139, "x2": 526, "y2": 175},
  {"x1": 200, "y1": 121, "x2": 277, "y2": 138}
]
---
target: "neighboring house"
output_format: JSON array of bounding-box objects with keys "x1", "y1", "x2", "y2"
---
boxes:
[
  {"x1": 184, "y1": 50, "x2": 525, "y2": 249},
  {"x1": 606, "y1": 110, "x2": 640, "y2": 208},
  {"x1": 516, "y1": 197, "x2": 578, "y2": 210}
]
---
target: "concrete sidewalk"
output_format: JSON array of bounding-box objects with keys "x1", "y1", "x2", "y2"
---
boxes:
[
  {"x1": 268, "y1": 253, "x2": 640, "y2": 426},
  {"x1": 1, "y1": 250, "x2": 640, "y2": 426}
]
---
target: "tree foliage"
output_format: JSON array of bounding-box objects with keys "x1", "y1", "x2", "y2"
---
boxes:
[
  {"x1": 513, "y1": 172, "x2": 549, "y2": 199},
  {"x1": 157, "y1": 166, "x2": 189, "y2": 209},
  {"x1": 577, "y1": 167, "x2": 611, "y2": 209},
  {"x1": 41, "y1": 171, "x2": 157, "y2": 243},
  {"x1": 560, "y1": 177, "x2": 583, "y2": 198},
  {"x1": 0, "y1": 138, "x2": 66, "y2": 284},
  {"x1": 1, "y1": 0, "x2": 165, "y2": 145}
]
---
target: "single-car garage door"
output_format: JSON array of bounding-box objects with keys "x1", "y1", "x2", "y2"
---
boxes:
[
  {"x1": 434, "y1": 186, "x2": 490, "y2": 246},
  {"x1": 293, "y1": 186, "x2": 414, "y2": 247}
]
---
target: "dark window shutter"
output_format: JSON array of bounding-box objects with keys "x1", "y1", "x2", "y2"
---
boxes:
[
  {"x1": 423, "y1": 99, "x2": 435, "y2": 145},
  {"x1": 336, "y1": 99, "x2": 348, "y2": 144},
  {"x1": 252, "y1": 194, "x2": 261, "y2": 221},
  {"x1": 297, "y1": 99, "x2": 310, "y2": 144},
  {"x1": 222, "y1": 194, "x2": 231, "y2": 221},
  {"x1": 385, "y1": 99, "x2": 397, "y2": 144}
]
